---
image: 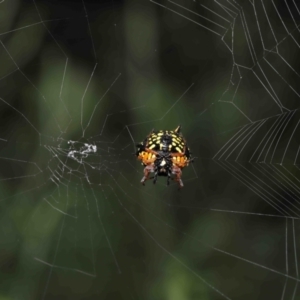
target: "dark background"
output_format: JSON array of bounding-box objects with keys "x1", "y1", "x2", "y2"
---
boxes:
[{"x1": 0, "y1": 0, "x2": 300, "y2": 299}]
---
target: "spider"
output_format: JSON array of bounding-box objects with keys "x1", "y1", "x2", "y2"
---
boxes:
[{"x1": 135, "y1": 125, "x2": 194, "y2": 188}]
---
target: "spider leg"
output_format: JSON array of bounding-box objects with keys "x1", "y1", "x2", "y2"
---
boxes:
[
  {"x1": 167, "y1": 172, "x2": 171, "y2": 186},
  {"x1": 145, "y1": 148, "x2": 159, "y2": 155},
  {"x1": 141, "y1": 165, "x2": 154, "y2": 185},
  {"x1": 172, "y1": 165, "x2": 184, "y2": 189},
  {"x1": 170, "y1": 152, "x2": 184, "y2": 157},
  {"x1": 153, "y1": 169, "x2": 158, "y2": 184}
]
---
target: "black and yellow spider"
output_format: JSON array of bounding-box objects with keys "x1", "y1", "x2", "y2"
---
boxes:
[{"x1": 135, "y1": 125, "x2": 194, "y2": 188}]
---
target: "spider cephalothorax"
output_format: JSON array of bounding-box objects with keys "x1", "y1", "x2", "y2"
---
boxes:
[{"x1": 135, "y1": 125, "x2": 194, "y2": 188}]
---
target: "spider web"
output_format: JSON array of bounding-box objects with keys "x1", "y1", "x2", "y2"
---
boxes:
[{"x1": 1, "y1": 0, "x2": 300, "y2": 299}]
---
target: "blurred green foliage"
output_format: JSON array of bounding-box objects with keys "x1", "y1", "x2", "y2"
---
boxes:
[{"x1": 0, "y1": 0, "x2": 295, "y2": 300}]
